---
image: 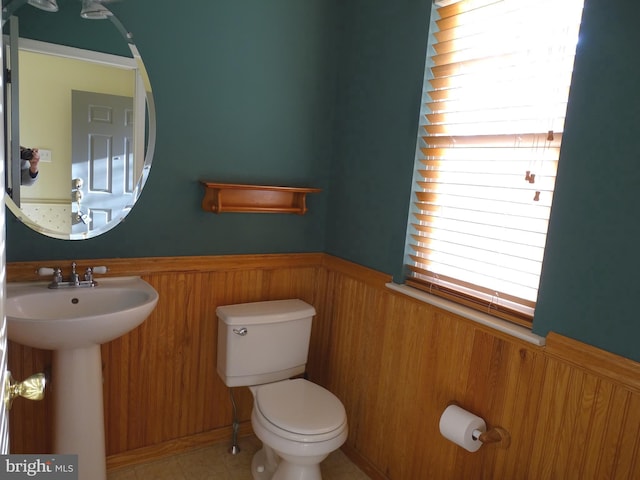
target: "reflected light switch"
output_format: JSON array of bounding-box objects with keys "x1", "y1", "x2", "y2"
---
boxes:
[{"x1": 39, "y1": 149, "x2": 52, "y2": 163}]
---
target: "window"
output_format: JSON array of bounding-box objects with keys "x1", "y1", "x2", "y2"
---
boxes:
[{"x1": 404, "y1": 0, "x2": 585, "y2": 326}]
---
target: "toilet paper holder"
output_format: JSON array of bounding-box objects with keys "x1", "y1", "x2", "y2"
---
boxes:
[
  {"x1": 472, "y1": 426, "x2": 511, "y2": 448},
  {"x1": 440, "y1": 403, "x2": 511, "y2": 451}
]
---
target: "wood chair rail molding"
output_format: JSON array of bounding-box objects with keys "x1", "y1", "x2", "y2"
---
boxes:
[
  {"x1": 6, "y1": 253, "x2": 327, "y2": 282},
  {"x1": 545, "y1": 331, "x2": 640, "y2": 394},
  {"x1": 7, "y1": 253, "x2": 392, "y2": 286},
  {"x1": 321, "y1": 254, "x2": 392, "y2": 288}
]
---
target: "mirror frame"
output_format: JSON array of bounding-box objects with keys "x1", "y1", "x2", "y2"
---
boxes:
[{"x1": 2, "y1": 0, "x2": 156, "y2": 240}]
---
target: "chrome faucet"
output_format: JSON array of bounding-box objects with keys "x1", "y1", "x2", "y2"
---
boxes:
[
  {"x1": 70, "y1": 262, "x2": 80, "y2": 286},
  {"x1": 38, "y1": 263, "x2": 108, "y2": 289}
]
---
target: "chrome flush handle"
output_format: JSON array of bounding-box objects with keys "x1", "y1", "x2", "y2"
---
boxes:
[{"x1": 233, "y1": 327, "x2": 248, "y2": 336}]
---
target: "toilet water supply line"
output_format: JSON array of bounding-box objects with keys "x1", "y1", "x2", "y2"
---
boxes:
[{"x1": 228, "y1": 388, "x2": 241, "y2": 454}]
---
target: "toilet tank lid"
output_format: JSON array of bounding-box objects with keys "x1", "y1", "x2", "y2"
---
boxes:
[{"x1": 216, "y1": 299, "x2": 316, "y2": 325}]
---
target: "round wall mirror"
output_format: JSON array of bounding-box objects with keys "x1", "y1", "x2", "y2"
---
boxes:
[{"x1": 2, "y1": 0, "x2": 156, "y2": 240}]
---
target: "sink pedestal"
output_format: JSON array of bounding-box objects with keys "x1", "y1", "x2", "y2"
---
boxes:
[
  {"x1": 53, "y1": 345, "x2": 107, "y2": 480},
  {"x1": 6, "y1": 276, "x2": 160, "y2": 480}
]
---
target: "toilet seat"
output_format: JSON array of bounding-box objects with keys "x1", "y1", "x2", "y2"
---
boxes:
[{"x1": 255, "y1": 379, "x2": 347, "y2": 442}]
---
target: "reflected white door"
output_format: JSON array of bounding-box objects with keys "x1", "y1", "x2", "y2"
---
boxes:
[{"x1": 71, "y1": 90, "x2": 134, "y2": 235}]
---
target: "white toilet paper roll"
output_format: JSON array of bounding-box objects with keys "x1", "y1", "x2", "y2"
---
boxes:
[{"x1": 439, "y1": 404, "x2": 486, "y2": 452}]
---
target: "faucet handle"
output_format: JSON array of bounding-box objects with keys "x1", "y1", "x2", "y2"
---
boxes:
[
  {"x1": 38, "y1": 267, "x2": 63, "y2": 288},
  {"x1": 37, "y1": 267, "x2": 63, "y2": 282},
  {"x1": 84, "y1": 266, "x2": 108, "y2": 283}
]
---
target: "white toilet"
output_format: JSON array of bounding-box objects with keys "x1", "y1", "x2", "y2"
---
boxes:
[{"x1": 216, "y1": 299, "x2": 348, "y2": 480}]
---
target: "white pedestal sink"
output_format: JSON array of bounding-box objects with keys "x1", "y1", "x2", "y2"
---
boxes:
[{"x1": 6, "y1": 276, "x2": 159, "y2": 480}]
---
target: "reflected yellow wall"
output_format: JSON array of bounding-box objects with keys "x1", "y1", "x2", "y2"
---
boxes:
[{"x1": 19, "y1": 50, "x2": 135, "y2": 202}]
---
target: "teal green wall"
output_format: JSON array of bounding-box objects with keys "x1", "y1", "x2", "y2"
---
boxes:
[
  {"x1": 6, "y1": 0, "x2": 336, "y2": 260},
  {"x1": 533, "y1": 0, "x2": 640, "y2": 360},
  {"x1": 325, "y1": 0, "x2": 429, "y2": 274},
  {"x1": 6, "y1": 0, "x2": 640, "y2": 361},
  {"x1": 326, "y1": 0, "x2": 640, "y2": 362}
]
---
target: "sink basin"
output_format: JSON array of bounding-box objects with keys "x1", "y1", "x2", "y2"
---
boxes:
[
  {"x1": 6, "y1": 275, "x2": 159, "y2": 480},
  {"x1": 7, "y1": 276, "x2": 159, "y2": 350}
]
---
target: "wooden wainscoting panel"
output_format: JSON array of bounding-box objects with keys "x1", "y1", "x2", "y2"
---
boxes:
[
  {"x1": 528, "y1": 363, "x2": 640, "y2": 480},
  {"x1": 7, "y1": 254, "x2": 324, "y2": 459},
  {"x1": 8, "y1": 254, "x2": 640, "y2": 479},
  {"x1": 581, "y1": 379, "x2": 615, "y2": 477},
  {"x1": 594, "y1": 386, "x2": 633, "y2": 479},
  {"x1": 7, "y1": 343, "x2": 52, "y2": 454},
  {"x1": 317, "y1": 258, "x2": 640, "y2": 480},
  {"x1": 101, "y1": 263, "x2": 322, "y2": 456},
  {"x1": 306, "y1": 263, "x2": 330, "y2": 386},
  {"x1": 615, "y1": 393, "x2": 640, "y2": 478},
  {"x1": 491, "y1": 344, "x2": 547, "y2": 478},
  {"x1": 545, "y1": 331, "x2": 640, "y2": 394},
  {"x1": 527, "y1": 358, "x2": 576, "y2": 479}
]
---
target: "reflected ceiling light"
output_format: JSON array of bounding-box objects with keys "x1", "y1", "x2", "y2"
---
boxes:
[
  {"x1": 27, "y1": 0, "x2": 59, "y2": 12},
  {"x1": 80, "y1": 0, "x2": 113, "y2": 20}
]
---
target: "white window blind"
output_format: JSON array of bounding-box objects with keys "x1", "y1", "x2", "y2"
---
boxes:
[{"x1": 405, "y1": 0, "x2": 585, "y2": 325}]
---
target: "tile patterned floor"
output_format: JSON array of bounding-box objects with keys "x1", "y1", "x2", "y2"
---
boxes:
[{"x1": 107, "y1": 435, "x2": 370, "y2": 480}]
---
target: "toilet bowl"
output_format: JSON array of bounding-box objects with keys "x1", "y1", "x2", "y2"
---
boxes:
[{"x1": 249, "y1": 379, "x2": 348, "y2": 480}]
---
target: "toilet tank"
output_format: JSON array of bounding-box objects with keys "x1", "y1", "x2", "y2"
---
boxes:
[{"x1": 216, "y1": 299, "x2": 316, "y2": 387}]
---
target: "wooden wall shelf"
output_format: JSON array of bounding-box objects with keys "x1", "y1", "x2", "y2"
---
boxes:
[{"x1": 200, "y1": 181, "x2": 321, "y2": 215}]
